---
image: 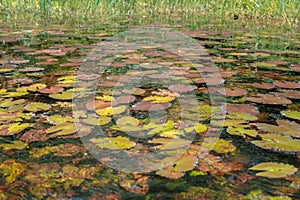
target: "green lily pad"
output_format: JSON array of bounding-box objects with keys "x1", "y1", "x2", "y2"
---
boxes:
[
  {"x1": 249, "y1": 162, "x2": 297, "y2": 178},
  {"x1": 25, "y1": 102, "x2": 51, "y2": 112},
  {"x1": 256, "y1": 120, "x2": 300, "y2": 138},
  {"x1": 174, "y1": 154, "x2": 198, "y2": 172},
  {"x1": 90, "y1": 136, "x2": 136, "y2": 150},
  {"x1": 82, "y1": 116, "x2": 111, "y2": 126},
  {"x1": 227, "y1": 112, "x2": 258, "y2": 121},
  {"x1": 281, "y1": 110, "x2": 300, "y2": 120},
  {"x1": 0, "y1": 98, "x2": 25, "y2": 107},
  {"x1": 227, "y1": 127, "x2": 258, "y2": 137},
  {"x1": 251, "y1": 134, "x2": 300, "y2": 152}
]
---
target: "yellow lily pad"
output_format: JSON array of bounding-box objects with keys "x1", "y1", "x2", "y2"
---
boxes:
[
  {"x1": 143, "y1": 95, "x2": 176, "y2": 103},
  {"x1": 25, "y1": 102, "x2": 51, "y2": 112},
  {"x1": 281, "y1": 110, "x2": 300, "y2": 120},
  {"x1": 0, "y1": 140, "x2": 28, "y2": 150},
  {"x1": 47, "y1": 115, "x2": 74, "y2": 125},
  {"x1": 96, "y1": 105, "x2": 127, "y2": 116},
  {"x1": 82, "y1": 116, "x2": 111, "y2": 126},
  {"x1": 0, "y1": 160, "x2": 25, "y2": 183},
  {"x1": 49, "y1": 91, "x2": 73, "y2": 100},
  {"x1": 46, "y1": 122, "x2": 77, "y2": 136}
]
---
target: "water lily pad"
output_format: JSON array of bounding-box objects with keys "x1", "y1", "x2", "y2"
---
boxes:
[
  {"x1": 156, "y1": 166, "x2": 185, "y2": 179},
  {"x1": 49, "y1": 91, "x2": 73, "y2": 100},
  {"x1": 281, "y1": 110, "x2": 300, "y2": 120},
  {"x1": 200, "y1": 138, "x2": 236, "y2": 154},
  {"x1": 160, "y1": 129, "x2": 184, "y2": 138},
  {"x1": 227, "y1": 127, "x2": 258, "y2": 137},
  {"x1": 168, "y1": 84, "x2": 197, "y2": 93},
  {"x1": 30, "y1": 143, "x2": 85, "y2": 158},
  {"x1": 37, "y1": 86, "x2": 63, "y2": 94},
  {"x1": 96, "y1": 105, "x2": 127, "y2": 116},
  {"x1": 150, "y1": 138, "x2": 191, "y2": 150},
  {"x1": 90, "y1": 136, "x2": 136, "y2": 150},
  {"x1": 25, "y1": 102, "x2": 51, "y2": 112},
  {"x1": 227, "y1": 112, "x2": 258, "y2": 121},
  {"x1": 143, "y1": 95, "x2": 176, "y2": 103},
  {"x1": 251, "y1": 134, "x2": 300, "y2": 152},
  {"x1": 0, "y1": 122, "x2": 31, "y2": 136},
  {"x1": 246, "y1": 93, "x2": 292, "y2": 105},
  {"x1": 47, "y1": 115, "x2": 74, "y2": 125},
  {"x1": 256, "y1": 120, "x2": 300, "y2": 137},
  {"x1": 174, "y1": 154, "x2": 198, "y2": 172},
  {"x1": 0, "y1": 98, "x2": 25, "y2": 107},
  {"x1": 273, "y1": 81, "x2": 300, "y2": 89},
  {"x1": 249, "y1": 162, "x2": 297, "y2": 178},
  {"x1": 46, "y1": 122, "x2": 77, "y2": 136},
  {"x1": 0, "y1": 160, "x2": 25, "y2": 183},
  {"x1": 82, "y1": 116, "x2": 111, "y2": 126},
  {"x1": 184, "y1": 123, "x2": 207, "y2": 133},
  {"x1": 0, "y1": 140, "x2": 28, "y2": 150},
  {"x1": 116, "y1": 116, "x2": 139, "y2": 127}
]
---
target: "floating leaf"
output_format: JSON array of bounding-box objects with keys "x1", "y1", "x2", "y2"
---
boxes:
[
  {"x1": 96, "y1": 105, "x2": 127, "y2": 116},
  {"x1": 25, "y1": 102, "x2": 51, "y2": 112},
  {"x1": 281, "y1": 110, "x2": 300, "y2": 120},
  {"x1": 116, "y1": 116, "x2": 139, "y2": 126},
  {"x1": 82, "y1": 116, "x2": 111, "y2": 126},
  {"x1": 200, "y1": 138, "x2": 237, "y2": 154},
  {"x1": 150, "y1": 138, "x2": 191, "y2": 150},
  {"x1": 251, "y1": 134, "x2": 300, "y2": 152},
  {"x1": 0, "y1": 98, "x2": 25, "y2": 108},
  {"x1": 184, "y1": 123, "x2": 207, "y2": 133},
  {"x1": 143, "y1": 95, "x2": 176, "y2": 103},
  {"x1": 90, "y1": 136, "x2": 136, "y2": 150},
  {"x1": 0, "y1": 122, "x2": 31, "y2": 136},
  {"x1": 249, "y1": 162, "x2": 297, "y2": 178},
  {"x1": 96, "y1": 95, "x2": 115, "y2": 101},
  {"x1": 227, "y1": 127, "x2": 258, "y2": 137},
  {"x1": 160, "y1": 129, "x2": 184, "y2": 138},
  {"x1": 0, "y1": 140, "x2": 28, "y2": 150},
  {"x1": 46, "y1": 122, "x2": 77, "y2": 136},
  {"x1": 49, "y1": 91, "x2": 73, "y2": 100},
  {"x1": 47, "y1": 115, "x2": 74, "y2": 125},
  {"x1": 227, "y1": 112, "x2": 258, "y2": 121},
  {"x1": 246, "y1": 93, "x2": 292, "y2": 105},
  {"x1": 273, "y1": 81, "x2": 300, "y2": 89},
  {"x1": 256, "y1": 120, "x2": 300, "y2": 137},
  {"x1": 37, "y1": 86, "x2": 63, "y2": 94},
  {"x1": 0, "y1": 160, "x2": 25, "y2": 183},
  {"x1": 168, "y1": 84, "x2": 197, "y2": 93},
  {"x1": 174, "y1": 154, "x2": 198, "y2": 172},
  {"x1": 156, "y1": 166, "x2": 185, "y2": 179},
  {"x1": 30, "y1": 143, "x2": 85, "y2": 158}
]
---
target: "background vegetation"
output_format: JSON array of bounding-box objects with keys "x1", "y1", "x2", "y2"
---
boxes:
[{"x1": 0, "y1": 0, "x2": 299, "y2": 26}]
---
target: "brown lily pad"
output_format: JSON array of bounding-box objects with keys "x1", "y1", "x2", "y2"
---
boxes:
[
  {"x1": 246, "y1": 93, "x2": 292, "y2": 105},
  {"x1": 168, "y1": 84, "x2": 197, "y2": 93}
]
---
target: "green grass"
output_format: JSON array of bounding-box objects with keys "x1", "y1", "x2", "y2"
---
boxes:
[{"x1": 0, "y1": 0, "x2": 299, "y2": 27}]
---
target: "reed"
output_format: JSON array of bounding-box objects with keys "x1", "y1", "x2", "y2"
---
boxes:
[{"x1": 0, "y1": 0, "x2": 299, "y2": 27}]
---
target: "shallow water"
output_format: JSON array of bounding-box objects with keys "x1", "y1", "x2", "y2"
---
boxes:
[{"x1": 0, "y1": 20, "x2": 299, "y2": 199}]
